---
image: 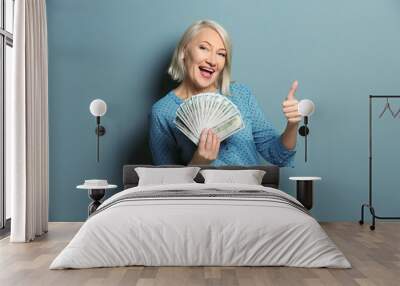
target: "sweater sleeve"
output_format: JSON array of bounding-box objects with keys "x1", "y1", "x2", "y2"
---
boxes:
[
  {"x1": 245, "y1": 86, "x2": 296, "y2": 167},
  {"x1": 149, "y1": 105, "x2": 183, "y2": 165}
]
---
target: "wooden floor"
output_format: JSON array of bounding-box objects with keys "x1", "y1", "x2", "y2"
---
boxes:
[{"x1": 0, "y1": 222, "x2": 399, "y2": 286}]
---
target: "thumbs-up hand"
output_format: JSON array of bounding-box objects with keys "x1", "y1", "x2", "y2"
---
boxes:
[{"x1": 282, "y1": 80, "x2": 301, "y2": 125}]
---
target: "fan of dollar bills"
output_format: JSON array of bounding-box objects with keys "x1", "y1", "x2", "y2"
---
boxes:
[{"x1": 174, "y1": 93, "x2": 245, "y2": 145}]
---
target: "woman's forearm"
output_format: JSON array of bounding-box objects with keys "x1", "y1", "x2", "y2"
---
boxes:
[
  {"x1": 188, "y1": 155, "x2": 204, "y2": 165},
  {"x1": 188, "y1": 152, "x2": 212, "y2": 165},
  {"x1": 280, "y1": 122, "x2": 299, "y2": 151}
]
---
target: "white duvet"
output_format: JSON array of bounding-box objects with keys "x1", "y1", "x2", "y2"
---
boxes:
[{"x1": 50, "y1": 183, "x2": 351, "y2": 269}]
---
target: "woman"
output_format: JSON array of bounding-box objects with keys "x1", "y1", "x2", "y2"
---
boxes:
[{"x1": 149, "y1": 19, "x2": 300, "y2": 167}]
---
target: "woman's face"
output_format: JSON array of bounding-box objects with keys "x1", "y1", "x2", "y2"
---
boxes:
[{"x1": 183, "y1": 27, "x2": 227, "y2": 91}]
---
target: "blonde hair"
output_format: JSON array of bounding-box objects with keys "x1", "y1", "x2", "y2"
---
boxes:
[{"x1": 168, "y1": 19, "x2": 232, "y2": 95}]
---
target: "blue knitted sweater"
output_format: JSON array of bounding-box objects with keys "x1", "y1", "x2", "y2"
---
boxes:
[{"x1": 149, "y1": 82, "x2": 296, "y2": 167}]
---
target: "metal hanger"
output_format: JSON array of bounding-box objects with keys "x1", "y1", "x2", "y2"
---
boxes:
[{"x1": 378, "y1": 98, "x2": 396, "y2": 118}]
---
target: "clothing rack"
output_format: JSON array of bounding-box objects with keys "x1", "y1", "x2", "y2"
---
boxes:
[{"x1": 359, "y1": 95, "x2": 400, "y2": 230}]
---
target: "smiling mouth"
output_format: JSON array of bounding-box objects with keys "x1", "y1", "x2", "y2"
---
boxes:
[{"x1": 199, "y1": 66, "x2": 215, "y2": 79}]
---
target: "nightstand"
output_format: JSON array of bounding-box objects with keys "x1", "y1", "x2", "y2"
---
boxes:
[
  {"x1": 289, "y1": 177, "x2": 322, "y2": 210},
  {"x1": 77, "y1": 180, "x2": 117, "y2": 216}
]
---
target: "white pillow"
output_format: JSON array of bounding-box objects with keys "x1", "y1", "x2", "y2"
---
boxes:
[
  {"x1": 135, "y1": 167, "x2": 201, "y2": 186},
  {"x1": 200, "y1": 169, "x2": 266, "y2": 185}
]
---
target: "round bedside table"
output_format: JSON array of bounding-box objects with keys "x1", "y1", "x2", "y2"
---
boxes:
[
  {"x1": 77, "y1": 182, "x2": 117, "y2": 216},
  {"x1": 289, "y1": 177, "x2": 322, "y2": 210}
]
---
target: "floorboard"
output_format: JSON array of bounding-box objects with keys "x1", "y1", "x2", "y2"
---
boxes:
[{"x1": 0, "y1": 222, "x2": 399, "y2": 286}]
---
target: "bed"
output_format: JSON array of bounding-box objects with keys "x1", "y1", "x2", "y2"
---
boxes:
[{"x1": 50, "y1": 165, "x2": 351, "y2": 269}]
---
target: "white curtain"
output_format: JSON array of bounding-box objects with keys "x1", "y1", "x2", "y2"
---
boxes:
[{"x1": 7, "y1": 0, "x2": 49, "y2": 242}]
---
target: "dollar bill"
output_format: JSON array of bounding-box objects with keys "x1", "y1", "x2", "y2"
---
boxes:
[{"x1": 175, "y1": 93, "x2": 245, "y2": 145}]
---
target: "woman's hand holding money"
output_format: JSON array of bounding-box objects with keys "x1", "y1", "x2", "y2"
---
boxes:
[{"x1": 189, "y1": 128, "x2": 220, "y2": 165}]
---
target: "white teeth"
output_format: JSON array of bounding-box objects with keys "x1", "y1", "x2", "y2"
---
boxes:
[{"x1": 199, "y1": 67, "x2": 214, "y2": 73}]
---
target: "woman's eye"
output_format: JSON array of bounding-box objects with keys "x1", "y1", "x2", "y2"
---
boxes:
[
  {"x1": 199, "y1": 46, "x2": 208, "y2": 50},
  {"x1": 218, "y1": 53, "x2": 226, "y2": 58}
]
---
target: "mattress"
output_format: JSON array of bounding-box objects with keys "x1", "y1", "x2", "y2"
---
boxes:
[{"x1": 50, "y1": 183, "x2": 351, "y2": 269}]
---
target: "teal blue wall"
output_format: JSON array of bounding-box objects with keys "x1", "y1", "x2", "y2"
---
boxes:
[{"x1": 47, "y1": 0, "x2": 400, "y2": 221}]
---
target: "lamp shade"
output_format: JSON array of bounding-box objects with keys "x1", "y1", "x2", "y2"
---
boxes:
[
  {"x1": 89, "y1": 99, "x2": 107, "y2": 117},
  {"x1": 298, "y1": 99, "x2": 315, "y2": 116}
]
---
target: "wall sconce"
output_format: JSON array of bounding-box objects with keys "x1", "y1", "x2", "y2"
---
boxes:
[
  {"x1": 298, "y1": 99, "x2": 315, "y2": 162},
  {"x1": 89, "y1": 99, "x2": 107, "y2": 162}
]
